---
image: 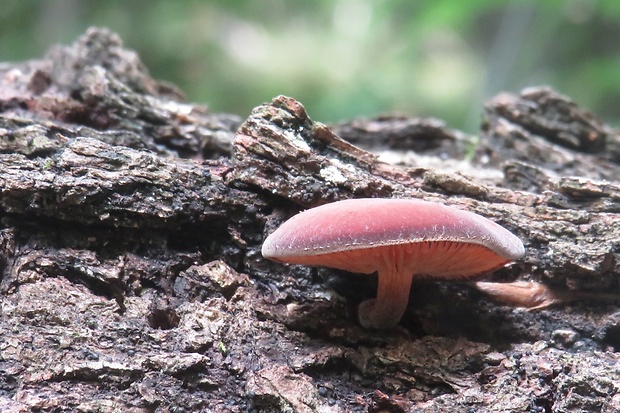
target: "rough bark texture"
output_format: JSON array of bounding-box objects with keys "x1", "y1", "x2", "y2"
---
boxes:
[{"x1": 1, "y1": 28, "x2": 619, "y2": 413}]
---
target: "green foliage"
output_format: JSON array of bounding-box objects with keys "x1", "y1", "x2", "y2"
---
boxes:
[{"x1": 1, "y1": 0, "x2": 618, "y2": 131}]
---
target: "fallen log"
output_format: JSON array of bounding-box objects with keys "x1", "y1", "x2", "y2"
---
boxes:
[{"x1": 0, "y1": 27, "x2": 618, "y2": 413}]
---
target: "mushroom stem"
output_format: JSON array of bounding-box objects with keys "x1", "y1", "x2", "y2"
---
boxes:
[{"x1": 357, "y1": 265, "x2": 414, "y2": 329}]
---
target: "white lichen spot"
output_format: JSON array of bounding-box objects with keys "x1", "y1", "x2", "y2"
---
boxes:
[
  {"x1": 320, "y1": 165, "x2": 347, "y2": 184},
  {"x1": 283, "y1": 129, "x2": 311, "y2": 152}
]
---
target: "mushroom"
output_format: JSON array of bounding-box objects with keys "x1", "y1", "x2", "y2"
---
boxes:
[{"x1": 261, "y1": 198, "x2": 525, "y2": 329}]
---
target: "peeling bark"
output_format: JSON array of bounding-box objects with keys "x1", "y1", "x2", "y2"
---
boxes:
[{"x1": 0, "y1": 28, "x2": 618, "y2": 412}]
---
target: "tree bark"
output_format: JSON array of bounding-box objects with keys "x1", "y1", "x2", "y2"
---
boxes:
[{"x1": 0, "y1": 27, "x2": 618, "y2": 413}]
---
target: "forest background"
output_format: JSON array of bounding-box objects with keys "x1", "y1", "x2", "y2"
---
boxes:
[{"x1": 2, "y1": 0, "x2": 619, "y2": 132}]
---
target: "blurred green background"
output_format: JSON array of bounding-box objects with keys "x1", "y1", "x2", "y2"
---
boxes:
[{"x1": 2, "y1": 0, "x2": 619, "y2": 132}]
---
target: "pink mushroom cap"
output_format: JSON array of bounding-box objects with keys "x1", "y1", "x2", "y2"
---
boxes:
[{"x1": 262, "y1": 198, "x2": 525, "y2": 329}]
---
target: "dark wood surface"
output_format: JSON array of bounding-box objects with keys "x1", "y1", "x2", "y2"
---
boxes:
[{"x1": 0, "y1": 28, "x2": 618, "y2": 412}]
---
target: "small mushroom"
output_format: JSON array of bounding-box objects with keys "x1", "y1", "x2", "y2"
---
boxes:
[
  {"x1": 474, "y1": 280, "x2": 620, "y2": 310},
  {"x1": 262, "y1": 198, "x2": 525, "y2": 329},
  {"x1": 474, "y1": 281, "x2": 559, "y2": 310}
]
